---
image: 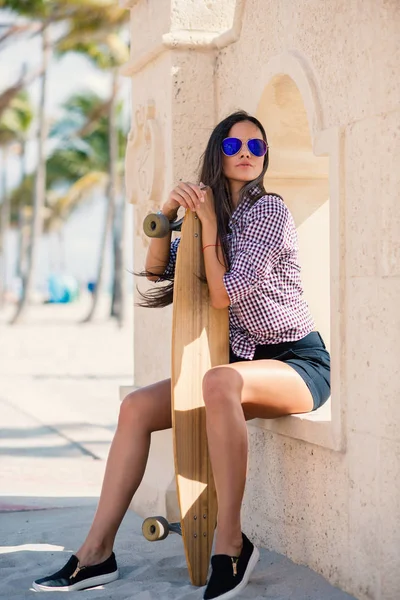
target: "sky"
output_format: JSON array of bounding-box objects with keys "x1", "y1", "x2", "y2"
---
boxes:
[{"x1": 0, "y1": 12, "x2": 133, "y2": 295}]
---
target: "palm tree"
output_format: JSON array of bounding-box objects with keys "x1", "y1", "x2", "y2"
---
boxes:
[
  {"x1": 0, "y1": 89, "x2": 33, "y2": 306},
  {"x1": 9, "y1": 87, "x2": 128, "y2": 318},
  {"x1": 110, "y1": 170, "x2": 127, "y2": 326},
  {"x1": 11, "y1": 25, "x2": 50, "y2": 324},
  {"x1": 0, "y1": 1, "x2": 129, "y2": 116},
  {"x1": 4, "y1": 0, "x2": 129, "y2": 323},
  {"x1": 14, "y1": 91, "x2": 34, "y2": 282},
  {"x1": 56, "y1": 23, "x2": 129, "y2": 325},
  {"x1": 0, "y1": 62, "x2": 44, "y2": 120},
  {"x1": 0, "y1": 118, "x2": 14, "y2": 307},
  {"x1": 81, "y1": 70, "x2": 120, "y2": 324},
  {"x1": 9, "y1": 90, "x2": 126, "y2": 232},
  {"x1": 49, "y1": 86, "x2": 128, "y2": 325}
]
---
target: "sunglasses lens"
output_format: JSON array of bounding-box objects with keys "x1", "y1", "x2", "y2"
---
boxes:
[
  {"x1": 222, "y1": 137, "x2": 242, "y2": 156},
  {"x1": 248, "y1": 139, "x2": 267, "y2": 157}
]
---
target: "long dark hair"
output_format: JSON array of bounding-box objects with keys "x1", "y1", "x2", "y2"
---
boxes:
[{"x1": 136, "y1": 110, "x2": 269, "y2": 308}]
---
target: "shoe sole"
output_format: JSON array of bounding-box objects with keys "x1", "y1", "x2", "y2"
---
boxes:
[
  {"x1": 205, "y1": 546, "x2": 260, "y2": 600},
  {"x1": 31, "y1": 569, "x2": 119, "y2": 592}
]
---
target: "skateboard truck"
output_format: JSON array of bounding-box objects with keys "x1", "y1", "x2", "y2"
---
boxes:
[
  {"x1": 143, "y1": 211, "x2": 184, "y2": 238},
  {"x1": 142, "y1": 516, "x2": 182, "y2": 541}
]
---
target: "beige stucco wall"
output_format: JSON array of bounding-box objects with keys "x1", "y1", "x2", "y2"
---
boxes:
[{"x1": 121, "y1": 1, "x2": 400, "y2": 599}]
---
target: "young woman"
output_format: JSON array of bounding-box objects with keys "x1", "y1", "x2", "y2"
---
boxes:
[{"x1": 33, "y1": 111, "x2": 330, "y2": 600}]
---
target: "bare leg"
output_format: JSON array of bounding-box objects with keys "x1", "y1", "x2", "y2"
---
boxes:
[
  {"x1": 203, "y1": 360, "x2": 313, "y2": 557},
  {"x1": 76, "y1": 379, "x2": 172, "y2": 566},
  {"x1": 203, "y1": 369, "x2": 246, "y2": 558}
]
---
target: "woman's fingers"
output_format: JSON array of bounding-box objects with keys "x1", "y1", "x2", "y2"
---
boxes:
[
  {"x1": 170, "y1": 183, "x2": 205, "y2": 211},
  {"x1": 172, "y1": 183, "x2": 199, "y2": 211},
  {"x1": 170, "y1": 190, "x2": 189, "y2": 210},
  {"x1": 172, "y1": 189, "x2": 193, "y2": 210},
  {"x1": 199, "y1": 182, "x2": 207, "y2": 202},
  {"x1": 179, "y1": 182, "x2": 202, "y2": 210},
  {"x1": 185, "y1": 182, "x2": 203, "y2": 202}
]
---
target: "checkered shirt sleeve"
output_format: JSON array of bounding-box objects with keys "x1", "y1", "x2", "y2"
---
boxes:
[
  {"x1": 223, "y1": 202, "x2": 291, "y2": 306},
  {"x1": 157, "y1": 237, "x2": 181, "y2": 281}
]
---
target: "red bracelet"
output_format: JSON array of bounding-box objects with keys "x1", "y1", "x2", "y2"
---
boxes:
[{"x1": 202, "y1": 244, "x2": 221, "y2": 252}]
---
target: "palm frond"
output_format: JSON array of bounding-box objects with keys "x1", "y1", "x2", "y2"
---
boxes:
[
  {"x1": 0, "y1": 89, "x2": 34, "y2": 144},
  {"x1": 44, "y1": 170, "x2": 108, "y2": 232}
]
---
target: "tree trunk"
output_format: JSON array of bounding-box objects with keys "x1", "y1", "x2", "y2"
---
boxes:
[
  {"x1": 110, "y1": 185, "x2": 127, "y2": 327},
  {"x1": 16, "y1": 140, "x2": 28, "y2": 279},
  {"x1": 58, "y1": 228, "x2": 66, "y2": 272},
  {"x1": 11, "y1": 28, "x2": 50, "y2": 324},
  {"x1": 110, "y1": 203, "x2": 120, "y2": 318},
  {"x1": 82, "y1": 69, "x2": 118, "y2": 323},
  {"x1": 0, "y1": 146, "x2": 9, "y2": 308},
  {"x1": 16, "y1": 207, "x2": 30, "y2": 282}
]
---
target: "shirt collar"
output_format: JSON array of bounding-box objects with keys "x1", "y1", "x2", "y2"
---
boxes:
[{"x1": 229, "y1": 184, "x2": 264, "y2": 228}]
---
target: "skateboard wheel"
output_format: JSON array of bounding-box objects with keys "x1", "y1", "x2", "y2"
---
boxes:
[
  {"x1": 143, "y1": 213, "x2": 170, "y2": 238},
  {"x1": 142, "y1": 516, "x2": 170, "y2": 541}
]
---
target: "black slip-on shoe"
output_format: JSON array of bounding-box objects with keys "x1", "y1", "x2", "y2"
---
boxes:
[
  {"x1": 32, "y1": 552, "x2": 119, "y2": 592},
  {"x1": 203, "y1": 533, "x2": 259, "y2": 599}
]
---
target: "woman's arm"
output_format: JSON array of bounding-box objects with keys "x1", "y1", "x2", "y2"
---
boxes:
[
  {"x1": 195, "y1": 186, "x2": 230, "y2": 309},
  {"x1": 145, "y1": 204, "x2": 179, "y2": 282},
  {"x1": 201, "y1": 217, "x2": 230, "y2": 309},
  {"x1": 198, "y1": 190, "x2": 291, "y2": 308},
  {"x1": 145, "y1": 182, "x2": 205, "y2": 281},
  {"x1": 222, "y1": 204, "x2": 290, "y2": 305}
]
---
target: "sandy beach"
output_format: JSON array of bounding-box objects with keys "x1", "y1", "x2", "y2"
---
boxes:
[{"x1": 0, "y1": 297, "x2": 355, "y2": 599}]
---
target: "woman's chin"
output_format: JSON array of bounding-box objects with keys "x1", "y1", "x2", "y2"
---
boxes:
[
  {"x1": 240, "y1": 175, "x2": 258, "y2": 184},
  {"x1": 229, "y1": 174, "x2": 258, "y2": 185}
]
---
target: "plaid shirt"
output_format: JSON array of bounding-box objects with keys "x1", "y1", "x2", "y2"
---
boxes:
[{"x1": 160, "y1": 187, "x2": 315, "y2": 359}]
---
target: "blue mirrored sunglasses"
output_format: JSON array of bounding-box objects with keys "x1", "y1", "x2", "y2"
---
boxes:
[{"x1": 222, "y1": 137, "x2": 268, "y2": 157}]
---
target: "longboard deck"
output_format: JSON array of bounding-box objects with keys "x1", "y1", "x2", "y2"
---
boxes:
[{"x1": 171, "y1": 210, "x2": 229, "y2": 586}]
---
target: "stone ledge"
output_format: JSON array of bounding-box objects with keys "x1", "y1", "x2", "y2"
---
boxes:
[{"x1": 249, "y1": 399, "x2": 342, "y2": 451}]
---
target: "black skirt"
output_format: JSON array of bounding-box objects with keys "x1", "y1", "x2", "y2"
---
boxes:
[{"x1": 229, "y1": 331, "x2": 331, "y2": 411}]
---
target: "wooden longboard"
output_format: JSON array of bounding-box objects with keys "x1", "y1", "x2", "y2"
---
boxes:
[{"x1": 171, "y1": 210, "x2": 229, "y2": 586}]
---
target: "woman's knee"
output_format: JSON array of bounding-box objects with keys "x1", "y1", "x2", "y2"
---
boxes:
[
  {"x1": 119, "y1": 380, "x2": 172, "y2": 432},
  {"x1": 119, "y1": 389, "x2": 154, "y2": 431},
  {"x1": 202, "y1": 366, "x2": 242, "y2": 407},
  {"x1": 119, "y1": 391, "x2": 143, "y2": 428}
]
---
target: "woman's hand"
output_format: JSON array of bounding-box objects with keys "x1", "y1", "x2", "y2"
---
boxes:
[
  {"x1": 162, "y1": 182, "x2": 216, "y2": 223},
  {"x1": 195, "y1": 184, "x2": 216, "y2": 224}
]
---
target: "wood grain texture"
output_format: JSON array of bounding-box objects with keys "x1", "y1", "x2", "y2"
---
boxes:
[{"x1": 171, "y1": 210, "x2": 229, "y2": 586}]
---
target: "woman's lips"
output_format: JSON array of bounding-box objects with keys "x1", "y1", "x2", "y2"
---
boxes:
[{"x1": 236, "y1": 164, "x2": 252, "y2": 167}]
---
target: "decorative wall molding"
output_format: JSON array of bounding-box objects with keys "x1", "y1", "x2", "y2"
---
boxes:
[
  {"x1": 120, "y1": 0, "x2": 245, "y2": 77},
  {"x1": 124, "y1": 101, "x2": 164, "y2": 208},
  {"x1": 256, "y1": 50, "x2": 325, "y2": 138}
]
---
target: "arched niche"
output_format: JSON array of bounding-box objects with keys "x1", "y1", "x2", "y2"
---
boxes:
[{"x1": 257, "y1": 74, "x2": 330, "y2": 348}]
